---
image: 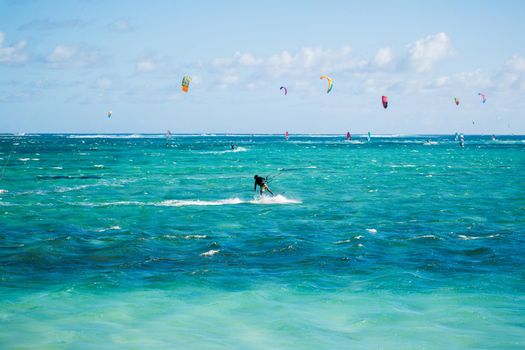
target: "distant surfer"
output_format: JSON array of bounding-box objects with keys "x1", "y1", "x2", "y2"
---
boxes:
[
  {"x1": 231, "y1": 144, "x2": 236, "y2": 150},
  {"x1": 459, "y1": 134, "x2": 465, "y2": 147},
  {"x1": 254, "y1": 175, "x2": 274, "y2": 196}
]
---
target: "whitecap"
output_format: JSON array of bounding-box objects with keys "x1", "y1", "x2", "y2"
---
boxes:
[
  {"x1": 335, "y1": 239, "x2": 352, "y2": 244},
  {"x1": 390, "y1": 164, "x2": 416, "y2": 168},
  {"x1": 200, "y1": 249, "x2": 220, "y2": 257},
  {"x1": 249, "y1": 194, "x2": 301, "y2": 205},
  {"x1": 68, "y1": 134, "x2": 152, "y2": 139},
  {"x1": 199, "y1": 147, "x2": 248, "y2": 155},
  {"x1": 185, "y1": 234, "x2": 207, "y2": 239},
  {"x1": 458, "y1": 234, "x2": 498, "y2": 240},
  {"x1": 0, "y1": 189, "x2": 8, "y2": 194},
  {"x1": 158, "y1": 198, "x2": 243, "y2": 206},
  {"x1": 94, "y1": 164, "x2": 104, "y2": 168},
  {"x1": 55, "y1": 184, "x2": 92, "y2": 193},
  {"x1": 408, "y1": 234, "x2": 438, "y2": 240},
  {"x1": 366, "y1": 228, "x2": 377, "y2": 234}
]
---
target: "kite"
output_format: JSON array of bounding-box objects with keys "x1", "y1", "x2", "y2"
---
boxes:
[{"x1": 320, "y1": 75, "x2": 333, "y2": 93}]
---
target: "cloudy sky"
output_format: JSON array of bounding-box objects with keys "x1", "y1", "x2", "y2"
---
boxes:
[{"x1": 0, "y1": 0, "x2": 524, "y2": 134}]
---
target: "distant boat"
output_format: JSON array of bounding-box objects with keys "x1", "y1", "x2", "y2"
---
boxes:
[{"x1": 285, "y1": 131, "x2": 289, "y2": 141}]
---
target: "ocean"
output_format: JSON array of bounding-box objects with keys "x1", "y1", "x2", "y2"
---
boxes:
[{"x1": 1, "y1": 134, "x2": 524, "y2": 349}]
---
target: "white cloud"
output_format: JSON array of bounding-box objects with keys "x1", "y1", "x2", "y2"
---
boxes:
[
  {"x1": 374, "y1": 47, "x2": 393, "y2": 67},
  {"x1": 407, "y1": 32, "x2": 453, "y2": 72},
  {"x1": 46, "y1": 44, "x2": 105, "y2": 68},
  {"x1": 135, "y1": 58, "x2": 156, "y2": 73},
  {"x1": 0, "y1": 32, "x2": 28, "y2": 63},
  {"x1": 212, "y1": 45, "x2": 366, "y2": 79},
  {"x1": 95, "y1": 77, "x2": 112, "y2": 90},
  {"x1": 456, "y1": 70, "x2": 491, "y2": 89},
  {"x1": 47, "y1": 45, "x2": 77, "y2": 62},
  {"x1": 435, "y1": 76, "x2": 450, "y2": 87},
  {"x1": 495, "y1": 54, "x2": 525, "y2": 91},
  {"x1": 19, "y1": 19, "x2": 87, "y2": 31},
  {"x1": 504, "y1": 54, "x2": 525, "y2": 72},
  {"x1": 237, "y1": 52, "x2": 264, "y2": 66},
  {"x1": 216, "y1": 71, "x2": 240, "y2": 87},
  {"x1": 109, "y1": 20, "x2": 133, "y2": 32}
]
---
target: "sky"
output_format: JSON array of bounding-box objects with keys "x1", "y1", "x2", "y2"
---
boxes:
[{"x1": 0, "y1": 0, "x2": 524, "y2": 134}]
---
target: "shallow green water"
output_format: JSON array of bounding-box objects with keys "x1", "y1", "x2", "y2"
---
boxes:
[{"x1": 1, "y1": 134, "x2": 524, "y2": 349}]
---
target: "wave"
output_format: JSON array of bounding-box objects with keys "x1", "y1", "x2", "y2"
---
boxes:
[
  {"x1": 185, "y1": 234, "x2": 207, "y2": 239},
  {"x1": 390, "y1": 164, "x2": 417, "y2": 168},
  {"x1": 37, "y1": 175, "x2": 102, "y2": 180},
  {"x1": 408, "y1": 234, "x2": 440, "y2": 240},
  {"x1": 278, "y1": 166, "x2": 317, "y2": 171},
  {"x1": 67, "y1": 134, "x2": 154, "y2": 139},
  {"x1": 200, "y1": 249, "x2": 220, "y2": 257},
  {"x1": 198, "y1": 147, "x2": 248, "y2": 155},
  {"x1": 95, "y1": 225, "x2": 122, "y2": 232},
  {"x1": 157, "y1": 198, "x2": 244, "y2": 206},
  {"x1": 74, "y1": 195, "x2": 301, "y2": 207},
  {"x1": 458, "y1": 234, "x2": 498, "y2": 240},
  {"x1": 249, "y1": 194, "x2": 301, "y2": 205}
]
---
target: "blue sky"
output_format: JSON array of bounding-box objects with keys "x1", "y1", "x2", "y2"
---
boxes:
[{"x1": 1, "y1": 0, "x2": 524, "y2": 134}]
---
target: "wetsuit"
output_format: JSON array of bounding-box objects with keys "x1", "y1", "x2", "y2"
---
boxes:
[{"x1": 254, "y1": 175, "x2": 274, "y2": 195}]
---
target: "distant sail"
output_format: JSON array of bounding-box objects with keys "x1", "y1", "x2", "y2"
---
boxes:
[
  {"x1": 367, "y1": 132, "x2": 371, "y2": 141},
  {"x1": 346, "y1": 132, "x2": 351, "y2": 141},
  {"x1": 285, "y1": 131, "x2": 289, "y2": 141}
]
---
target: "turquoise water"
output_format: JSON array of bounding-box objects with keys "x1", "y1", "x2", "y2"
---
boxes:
[{"x1": 1, "y1": 134, "x2": 524, "y2": 349}]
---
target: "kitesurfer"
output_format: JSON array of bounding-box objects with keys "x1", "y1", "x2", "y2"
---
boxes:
[
  {"x1": 231, "y1": 144, "x2": 236, "y2": 150},
  {"x1": 254, "y1": 175, "x2": 274, "y2": 196}
]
